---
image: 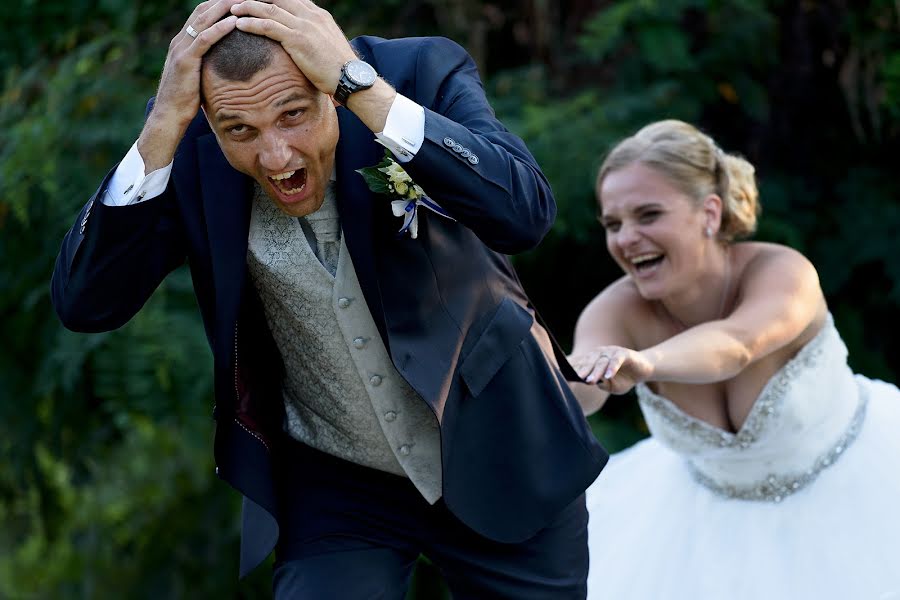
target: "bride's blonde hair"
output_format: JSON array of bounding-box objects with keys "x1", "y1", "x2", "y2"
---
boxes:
[{"x1": 597, "y1": 120, "x2": 760, "y2": 241}]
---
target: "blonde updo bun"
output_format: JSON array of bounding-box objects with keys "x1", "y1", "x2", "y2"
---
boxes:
[
  {"x1": 717, "y1": 152, "x2": 759, "y2": 240},
  {"x1": 597, "y1": 119, "x2": 760, "y2": 241}
]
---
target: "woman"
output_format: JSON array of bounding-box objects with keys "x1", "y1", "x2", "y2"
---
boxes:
[{"x1": 570, "y1": 120, "x2": 900, "y2": 599}]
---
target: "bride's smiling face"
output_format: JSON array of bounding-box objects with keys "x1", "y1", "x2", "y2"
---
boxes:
[{"x1": 598, "y1": 162, "x2": 709, "y2": 300}]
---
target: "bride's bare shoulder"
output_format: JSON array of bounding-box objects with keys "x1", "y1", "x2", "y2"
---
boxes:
[
  {"x1": 734, "y1": 241, "x2": 817, "y2": 274},
  {"x1": 732, "y1": 242, "x2": 822, "y2": 303},
  {"x1": 580, "y1": 276, "x2": 647, "y2": 316},
  {"x1": 575, "y1": 276, "x2": 658, "y2": 348}
]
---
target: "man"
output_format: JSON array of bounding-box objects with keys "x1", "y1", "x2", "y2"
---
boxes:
[{"x1": 52, "y1": 0, "x2": 608, "y2": 596}]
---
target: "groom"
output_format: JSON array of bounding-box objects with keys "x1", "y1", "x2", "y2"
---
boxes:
[{"x1": 51, "y1": 0, "x2": 608, "y2": 596}]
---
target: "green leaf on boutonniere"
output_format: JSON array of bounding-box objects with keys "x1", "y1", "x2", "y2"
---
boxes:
[
  {"x1": 356, "y1": 149, "x2": 406, "y2": 197},
  {"x1": 356, "y1": 166, "x2": 393, "y2": 195}
]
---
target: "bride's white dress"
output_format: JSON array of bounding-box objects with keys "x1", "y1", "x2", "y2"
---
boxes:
[{"x1": 586, "y1": 315, "x2": 900, "y2": 599}]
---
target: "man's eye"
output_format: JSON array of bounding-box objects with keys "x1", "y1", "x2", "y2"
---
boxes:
[
  {"x1": 603, "y1": 222, "x2": 621, "y2": 232},
  {"x1": 228, "y1": 124, "x2": 248, "y2": 135},
  {"x1": 639, "y1": 211, "x2": 660, "y2": 223},
  {"x1": 284, "y1": 109, "x2": 304, "y2": 119}
]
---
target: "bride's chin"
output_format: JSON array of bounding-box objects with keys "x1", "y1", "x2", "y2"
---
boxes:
[{"x1": 634, "y1": 280, "x2": 667, "y2": 302}]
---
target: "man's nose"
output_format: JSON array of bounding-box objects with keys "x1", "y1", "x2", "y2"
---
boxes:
[{"x1": 258, "y1": 134, "x2": 292, "y2": 172}]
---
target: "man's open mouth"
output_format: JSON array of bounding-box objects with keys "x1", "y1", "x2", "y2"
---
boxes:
[{"x1": 269, "y1": 169, "x2": 307, "y2": 195}]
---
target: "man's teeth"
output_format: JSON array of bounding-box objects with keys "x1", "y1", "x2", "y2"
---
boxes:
[
  {"x1": 630, "y1": 253, "x2": 662, "y2": 266},
  {"x1": 269, "y1": 170, "x2": 305, "y2": 195}
]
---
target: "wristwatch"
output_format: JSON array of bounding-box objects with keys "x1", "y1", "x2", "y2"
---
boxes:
[{"x1": 333, "y1": 59, "x2": 378, "y2": 105}]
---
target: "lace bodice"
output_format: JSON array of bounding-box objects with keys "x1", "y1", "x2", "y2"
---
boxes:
[{"x1": 636, "y1": 314, "x2": 868, "y2": 501}]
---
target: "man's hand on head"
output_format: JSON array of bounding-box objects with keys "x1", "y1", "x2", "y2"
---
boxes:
[
  {"x1": 230, "y1": 0, "x2": 397, "y2": 133},
  {"x1": 228, "y1": 0, "x2": 358, "y2": 98},
  {"x1": 138, "y1": 0, "x2": 241, "y2": 173}
]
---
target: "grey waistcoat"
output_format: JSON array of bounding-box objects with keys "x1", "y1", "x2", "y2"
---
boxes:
[{"x1": 246, "y1": 185, "x2": 442, "y2": 503}]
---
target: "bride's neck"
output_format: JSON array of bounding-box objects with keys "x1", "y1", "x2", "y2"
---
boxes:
[{"x1": 660, "y1": 245, "x2": 732, "y2": 331}]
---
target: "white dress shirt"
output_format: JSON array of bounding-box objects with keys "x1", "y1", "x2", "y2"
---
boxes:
[{"x1": 101, "y1": 93, "x2": 425, "y2": 207}]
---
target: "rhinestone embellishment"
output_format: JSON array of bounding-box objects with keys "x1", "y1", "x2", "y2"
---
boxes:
[
  {"x1": 690, "y1": 386, "x2": 868, "y2": 502},
  {"x1": 637, "y1": 316, "x2": 830, "y2": 451}
]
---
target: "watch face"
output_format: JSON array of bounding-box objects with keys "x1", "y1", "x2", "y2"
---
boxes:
[{"x1": 346, "y1": 60, "x2": 377, "y2": 87}]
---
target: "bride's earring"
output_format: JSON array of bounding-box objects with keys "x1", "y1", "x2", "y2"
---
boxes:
[{"x1": 705, "y1": 226, "x2": 713, "y2": 238}]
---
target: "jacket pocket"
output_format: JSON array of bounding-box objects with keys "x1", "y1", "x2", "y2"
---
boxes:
[{"x1": 459, "y1": 297, "x2": 535, "y2": 397}]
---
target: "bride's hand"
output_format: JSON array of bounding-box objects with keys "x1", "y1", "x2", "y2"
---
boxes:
[{"x1": 569, "y1": 346, "x2": 653, "y2": 395}]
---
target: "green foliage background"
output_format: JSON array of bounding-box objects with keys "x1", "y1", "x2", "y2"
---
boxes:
[{"x1": 1, "y1": 0, "x2": 897, "y2": 597}]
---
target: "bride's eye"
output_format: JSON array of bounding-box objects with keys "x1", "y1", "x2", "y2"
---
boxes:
[{"x1": 639, "y1": 210, "x2": 660, "y2": 223}]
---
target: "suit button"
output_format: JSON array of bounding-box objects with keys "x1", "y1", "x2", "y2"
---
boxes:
[
  {"x1": 460, "y1": 149, "x2": 471, "y2": 158},
  {"x1": 399, "y1": 445, "x2": 411, "y2": 456},
  {"x1": 384, "y1": 411, "x2": 397, "y2": 422},
  {"x1": 370, "y1": 375, "x2": 383, "y2": 386},
  {"x1": 338, "y1": 297, "x2": 351, "y2": 308},
  {"x1": 453, "y1": 143, "x2": 464, "y2": 153},
  {"x1": 443, "y1": 137, "x2": 455, "y2": 147},
  {"x1": 467, "y1": 154, "x2": 479, "y2": 165},
  {"x1": 353, "y1": 337, "x2": 366, "y2": 349}
]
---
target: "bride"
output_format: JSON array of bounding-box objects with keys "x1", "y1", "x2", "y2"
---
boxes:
[{"x1": 569, "y1": 120, "x2": 900, "y2": 599}]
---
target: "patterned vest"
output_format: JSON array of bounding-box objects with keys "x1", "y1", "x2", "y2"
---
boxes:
[{"x1": 246, "y1": 184, "x2": 442, "y2": 503}]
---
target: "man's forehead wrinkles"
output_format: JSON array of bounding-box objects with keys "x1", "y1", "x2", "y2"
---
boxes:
[
  {"x1": 210, "y1": 79, "x2": 313, "y2": 121},
  {"x1": 212, "y1": 78, "x2": 296, "y2": 104}
]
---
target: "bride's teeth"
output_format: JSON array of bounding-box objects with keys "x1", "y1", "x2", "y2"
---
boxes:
[{"x1": 631, "y1": 253, "x2": 660, "y2": 265}]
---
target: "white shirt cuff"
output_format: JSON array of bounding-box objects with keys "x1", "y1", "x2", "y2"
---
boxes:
[
  {"x1": 374, "y1": 93, "x2": 425, "y2": 164},
  {"x1": 101, "y1": 141, "x2": 173, "y2": 206}
]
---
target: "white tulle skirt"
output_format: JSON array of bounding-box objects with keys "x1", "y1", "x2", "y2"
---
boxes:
[{"x1": 585, "y1": 377, "x2": 900, "y2": 600}]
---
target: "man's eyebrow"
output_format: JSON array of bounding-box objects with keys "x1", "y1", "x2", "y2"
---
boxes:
[
  {"x1": 274, "y1": 92, "x2": 307, "y2": 108},
  {"x1": 215, "y1": 93, "x2": 309, "y2": 124},
  {"x1": 216, "y1": 112, "x2": 242, "y2": 124}
]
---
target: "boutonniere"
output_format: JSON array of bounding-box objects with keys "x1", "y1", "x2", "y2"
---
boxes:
[{"x1": 356, "y1": 150, "x2": 455, "y2": 239}]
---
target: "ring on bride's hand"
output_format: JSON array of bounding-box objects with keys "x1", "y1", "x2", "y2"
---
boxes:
[{"x1": 186, "y1": 24, "x2": 199, "y2": 38}]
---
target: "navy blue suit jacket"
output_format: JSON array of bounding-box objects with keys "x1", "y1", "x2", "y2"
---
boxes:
[{"x1": 52, "y1": 36, "x2": 608, "y2": 577}]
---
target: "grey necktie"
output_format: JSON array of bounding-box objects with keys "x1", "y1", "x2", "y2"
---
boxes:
[{"x1": 303, "y1": 182, "x2": 341, "y2": 277}]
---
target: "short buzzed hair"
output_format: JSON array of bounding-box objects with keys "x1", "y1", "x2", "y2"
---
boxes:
[{"x1": 203, "y1": 29, "x2": 281, "y2": 82}]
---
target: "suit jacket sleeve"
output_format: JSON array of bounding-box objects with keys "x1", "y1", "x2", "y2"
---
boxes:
[
  {"x1": 51, "y1": 169, "x2": 187, "y2": 333},
  {"x1": 367, "y1": 36, "x2": 556, "y2": 255}
]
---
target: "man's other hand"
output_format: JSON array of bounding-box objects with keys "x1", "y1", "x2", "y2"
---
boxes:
[
  {"x1": 138, "y1": 0, "x2": 241, "y2": 173},
  {"x1": 229, "y1": 0, "x2": 358, "y2": 98}
]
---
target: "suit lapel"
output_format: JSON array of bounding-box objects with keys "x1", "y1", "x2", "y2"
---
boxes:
[
  {"x1": 194, "y1": 116, "x2": 389, "y2": 351},
  {"x1": 335, "y1": 107, "x2": 389, "y2": 344},
  {"x1": 198, "y1": 134, "x2": 252, "y2": 340}
]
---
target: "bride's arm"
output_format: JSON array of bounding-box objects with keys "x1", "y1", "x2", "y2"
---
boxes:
[
  {"x1": 634, "y1": 246, "x2": 824, "y2": 386},
  {"x1": 568, "y1": 278, "x2": 640, "y2": 415}
]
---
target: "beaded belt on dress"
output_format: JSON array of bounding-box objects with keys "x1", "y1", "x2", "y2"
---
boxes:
[{"x1": 688, "y1": 385, "x2": 869, "y2": 502}]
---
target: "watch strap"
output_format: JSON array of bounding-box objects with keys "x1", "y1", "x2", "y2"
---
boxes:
[{"x1": 334, "y1": 60, "x2": 375, "y2": 106}]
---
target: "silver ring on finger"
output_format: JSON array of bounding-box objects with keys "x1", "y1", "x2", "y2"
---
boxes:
[{"x1": 186, "y1": 24, "x2": 200, "y2": 38}]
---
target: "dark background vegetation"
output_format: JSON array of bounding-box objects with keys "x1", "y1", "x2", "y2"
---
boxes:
[{"x1": 1, "y1": 0, "x2": 898, "y2": 597}]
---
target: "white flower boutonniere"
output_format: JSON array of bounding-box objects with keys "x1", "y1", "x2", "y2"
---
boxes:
[{"x1": 356, "y1": 150, "x2": 455, "y2": 239}]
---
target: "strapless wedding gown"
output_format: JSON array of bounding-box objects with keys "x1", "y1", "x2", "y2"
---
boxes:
[{"x1": 585, "y1": 315, "x2": 900, "y2": 599}]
